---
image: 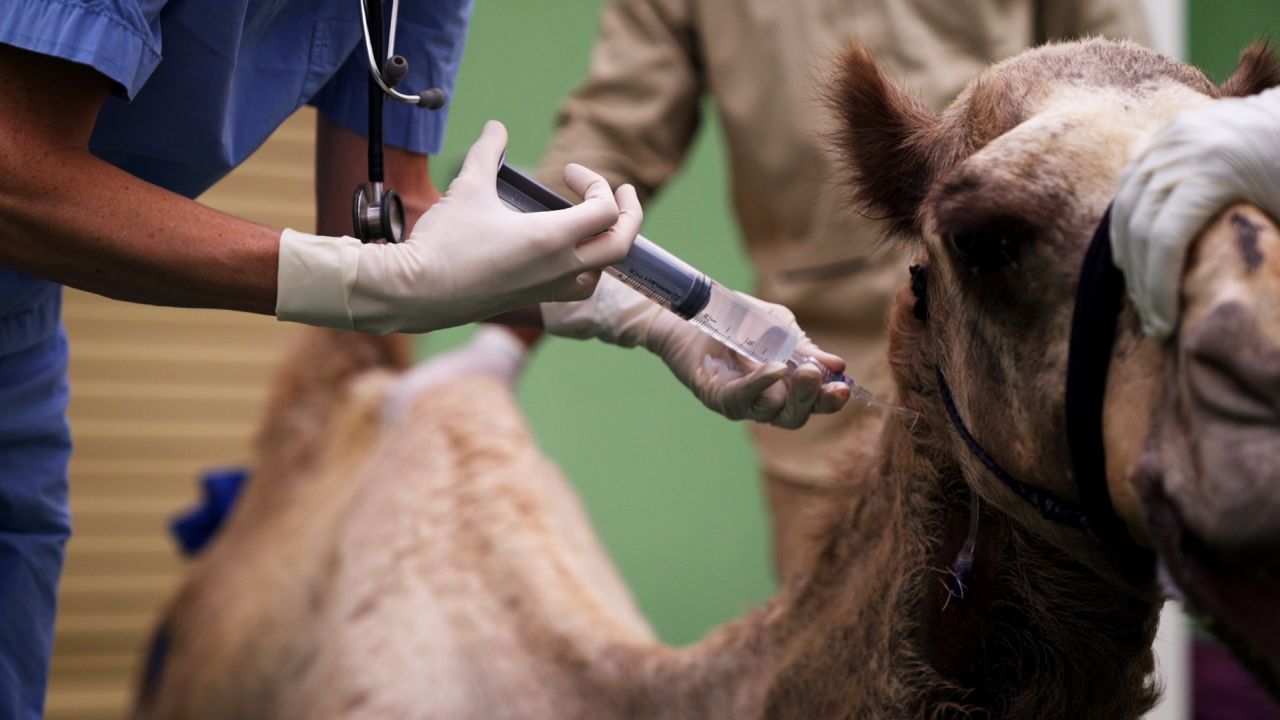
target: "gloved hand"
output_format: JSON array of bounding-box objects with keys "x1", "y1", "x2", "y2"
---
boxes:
[
  {"x1": 543, "y1": 273, "x2": 851, "y2": 428},
  {"x1": 276, "y1": 121, "x2": 643, "y2": 334},
  {"x1": 1111, "y1": 87, "x2": 1280, "y2": 341}
]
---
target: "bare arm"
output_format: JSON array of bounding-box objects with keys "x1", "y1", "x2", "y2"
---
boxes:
[
  {"x1": 314, "y1": 113, "x2": 441, "y2": 238},
  {"x1": 0, "y1": 44, "x2": 281, "y2": 313}
]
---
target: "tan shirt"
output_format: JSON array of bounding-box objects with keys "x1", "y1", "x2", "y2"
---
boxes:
[{"x1": 539, "y1": 0, "x2": 1150, "y2": 483}]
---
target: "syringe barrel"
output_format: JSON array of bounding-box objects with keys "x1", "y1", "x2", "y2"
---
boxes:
[
  {"x1": 496, "y1": 164, "x2": 711, "y2": 318},
  {"x1": 691, "y1": 280, "x2": 799, "y2": 364},
  {"x1": 606, "y1": 239, "x2": 711, "y2": 319}
]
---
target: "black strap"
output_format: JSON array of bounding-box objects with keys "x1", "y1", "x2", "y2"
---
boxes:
[
  {"x1": 929, "y1": 207, "x2": 1153, "y2": 586},
  {"x1": 1064, "y1": 206, "x2": 1154, "y2": 580},
  {"x1": 936, "y1": 366, "x2": 1098, "y2": 532}
]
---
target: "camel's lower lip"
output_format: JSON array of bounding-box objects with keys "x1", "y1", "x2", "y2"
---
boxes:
[{"x1": 1147, "y1": 488, "x2": 1280, "y2": 699}]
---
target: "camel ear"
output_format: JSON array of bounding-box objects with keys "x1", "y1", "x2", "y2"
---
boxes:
[
  {"x1": 1220, "y1": 43, "x2": 1280, "y2": 97},
  {"x1": 829, "y1": 46, "x2": 944, "y2": 238}
]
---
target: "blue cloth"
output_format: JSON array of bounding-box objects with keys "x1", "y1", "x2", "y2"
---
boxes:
[
  {"x1": 0, "y1": 1, "x2": 471, "y2": 714},
  {"x1": 0, "y1": 0, "x2": 473, "y2": 198},
  {"x1": 0, "y1": 290, "x2": 71, "y2": 720},
  {"x1": 170, "y1": 467, "x2": 249, "y2": 557}
]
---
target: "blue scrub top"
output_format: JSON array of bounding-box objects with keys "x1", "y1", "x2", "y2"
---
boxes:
[
  {"x1": 0, "y1": 0, "x2": 472, "y2": 342},
  {"x1": 1, "y1": 0, "x2": 472, "y2": 200}
]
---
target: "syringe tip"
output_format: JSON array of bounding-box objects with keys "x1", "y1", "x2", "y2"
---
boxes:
[
  {"x1": 834, "y1": 374, "x2": 921, "y2": 425},
  {"x1": 794, "y1": 356, "x2": 918, "y2": 421}
]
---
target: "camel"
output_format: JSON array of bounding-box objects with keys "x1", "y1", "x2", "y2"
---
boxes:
[{"x1": 134, "y1": 38, "x2": 1280, "y2": 718}]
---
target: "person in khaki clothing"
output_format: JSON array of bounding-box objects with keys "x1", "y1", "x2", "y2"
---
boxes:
[{"x1": 530, "y1": 0, "x2": 1151, "y2": 580}]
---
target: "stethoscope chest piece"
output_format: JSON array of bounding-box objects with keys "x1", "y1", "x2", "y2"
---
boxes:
[
  {"x1": 352, "y1": 0, "x2": 443, "y2": 244},
  {"x1": 352, "y1": 181, "x2": 405, "y2": 244}
]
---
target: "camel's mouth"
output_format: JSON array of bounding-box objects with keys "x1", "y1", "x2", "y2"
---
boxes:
[
  {"x1": 1164, "y1": 298, "x2": 1280, "y2": 557},
  {"x1": 1148, "y1": 488, "x2": 1280, "y2": 698},
  {"x1": 1139, "y1": 205, "x2": 1280, "y2": 698},
  {"x1": 1157, "y1": 206, "x2": 1280, "y2": 550}
]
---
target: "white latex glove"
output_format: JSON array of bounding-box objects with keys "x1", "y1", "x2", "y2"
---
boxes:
[
  {"x1": 276, "y1": 121, "x2": 642, "y2": 334},
  {"x1": 543, "y1": 274, "x2": 851, "y2": 428},
  {"x1": 1111, "y1": 87, "x2": 1280, "y2": 341}
]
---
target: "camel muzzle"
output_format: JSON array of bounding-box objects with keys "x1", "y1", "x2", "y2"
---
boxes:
[
  {"x1": 1162, "y1": 205, "x2": 1280, "y2": 556},
  {"x1": 1179, "y1": 300, "x2": 1280, "y2": 555},
  {"x1": 1142, "y1": 204, "x2": 1280, "y2": 698}
]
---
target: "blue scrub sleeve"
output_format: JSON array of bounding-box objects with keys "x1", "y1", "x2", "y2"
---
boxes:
[
  {"x1": 308, "y1": 0, "x2": 473, "y2": 155},
  {"x1": 0, "y1": 0, "x2": 165, "y2": 100}
]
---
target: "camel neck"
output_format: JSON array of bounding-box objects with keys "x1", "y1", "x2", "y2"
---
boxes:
[
  {"x1": 910, "y1": 476, "x2": 1162, "y2": 717},
  {"x1": 669, "y1": 421, "x2": 1165, "y2": 718},
  {"x1": 616, "y1": 418, "x2": 1163, "y2": 719}
]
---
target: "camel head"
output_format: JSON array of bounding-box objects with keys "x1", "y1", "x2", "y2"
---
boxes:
[{"x1": 831, "y1": 38, "x2": 1280, "y2": 689}]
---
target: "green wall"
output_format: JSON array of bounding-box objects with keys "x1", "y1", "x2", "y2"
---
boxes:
[
  {"x1": 418, "y1": 2, "x2": 1280, "y2": 646},
  {"x1": 1189, "y1": 0, "x2": 1280, "y2": 81},
  {"x1": 419, "y1": 3, "x2": 769, "y2": 646}
]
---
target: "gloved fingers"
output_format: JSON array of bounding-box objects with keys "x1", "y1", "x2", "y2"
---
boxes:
[
  {"x1": 815, "y1": 382, "x2": 852, "y2": 414},
  {"x1": 536, "y1": 163, "x2": 623, "y2": 246},
  {"x1": 1111, "y1": 105, "x2": 1212, "y2": 290},
  {"x1": 574, "y1": 183, "x2": 642, "y2": 269},
  {"x1": 1116, "y1": 167, "x2": 1172, "y2": 334},
  {"x1": 1140, "y1": 180, "x2": 1227, "y2": 339},
  {"x1": 1237, "y1": 155, "x2": 1280, "y2": 216},
  {"x1": 747, "y1": 373, "x2": 790, "y2": 423},
  {"x1": 793, "y1": 337, "x2": 846, "y2": 376},
  {"x1": 770, "y1": 362, "x2": 824, "y2": 429},
  {"x1": 1120, "y1": 168, "x2": 1168, "y2": 263},
  {"x1": 719, "y1": 361, "x2": 787, "y2": 421},
  {"x1": 1111, "y1": 89, "x2": 1280, "y2": 343},
  {"x1": 1109, "y1": 162, "x2": 1147, "y2": 299},
  {"x1": 451, "y1": 120, "x2": 509, "y2": 195},
  {"x1": 547, "y1": 271, "x2": 603, "y2": 303}
]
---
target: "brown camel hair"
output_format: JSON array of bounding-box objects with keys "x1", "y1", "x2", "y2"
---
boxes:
[{"x1": 136, "y1": 40, "x2": 1280, "y2": 719}]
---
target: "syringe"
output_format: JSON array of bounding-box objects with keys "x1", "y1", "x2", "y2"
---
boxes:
[{"x1": 496, "y1": 164, "x2": 897, "y2": 412}]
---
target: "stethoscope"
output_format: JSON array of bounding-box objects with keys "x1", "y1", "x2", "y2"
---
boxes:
[{"x1": 353, "y1": 0, "x2": 448, "y2": 244}]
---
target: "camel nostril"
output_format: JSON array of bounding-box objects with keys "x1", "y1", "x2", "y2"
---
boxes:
[{"x1": 1184, "y1": 302, "x2": 1280, "y2": 423}]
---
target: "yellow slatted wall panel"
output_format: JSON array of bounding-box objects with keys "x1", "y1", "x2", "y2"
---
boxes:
[{"x1": 45, "y1": 108, "x2": 317, "y2": 720}]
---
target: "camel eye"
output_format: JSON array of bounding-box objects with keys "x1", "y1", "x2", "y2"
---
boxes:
[{"x1": 947, "y1": 231, "x2": 1016, "y2": 272}]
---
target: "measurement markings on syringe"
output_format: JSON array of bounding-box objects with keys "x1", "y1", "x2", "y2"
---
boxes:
[
  {"x1": 620, "y1": 269, "x2": 682, "y2": 304},
  {"x1": 695, "y1": 312, "x2": 769, "y2": 359}
]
